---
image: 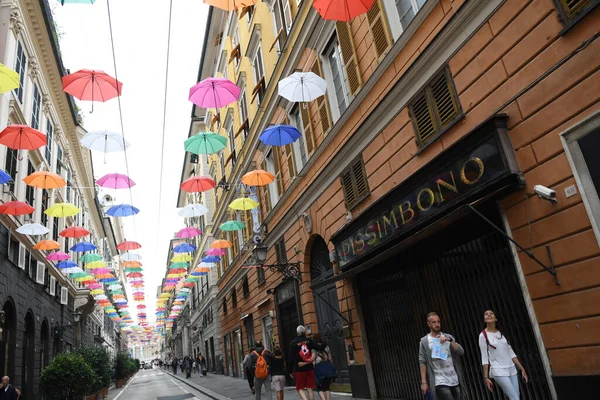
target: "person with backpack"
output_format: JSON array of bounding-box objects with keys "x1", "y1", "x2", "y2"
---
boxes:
[
  {"x1": 479, "y1": 310, "x2": 528, "y2": 400},
  {"x1": 312, "y1": 334, "x2": 336, "y2": 400},
  {"x1": 250, "y1": 341, "x2": 276, "y2": 400},
  {"x1": 243, "y1": 347, "x2": 256, "y2": 395},
  {"x1": 288, "y1": 326, "x2": 326, "y2": 400}
]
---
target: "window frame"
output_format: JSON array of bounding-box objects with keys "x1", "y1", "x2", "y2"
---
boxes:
[
  {"x1": 382, "y1": 0, "x2": 426, "y2": 40},
  {"x1": 45, "y1": 118, "x2": 53, "y2": 167},
  {"x1": 252, "y1": 46, "x2": 266, "y2": 105},
  {"x1": 289, "y1": 104, "x2": 308, "y2": 170},
  {"x1": 31, "y1": 84, "x2": 42, "y2": 130},
  {"x1": 14, "y1": 41, "x2": 26, "y2": 103},
  {"x1": 322, "y1": 34, "x2": 352, "y2": 121},
  {"x1": 264, "y1": 149, "x2": 280, "y2": 206},
  {"x1": 553, "y1": 0, "x2": 600, "y2": 33}
]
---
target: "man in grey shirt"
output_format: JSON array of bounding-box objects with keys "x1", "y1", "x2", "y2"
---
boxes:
[{"x1": 419, "y1": 312, "x2": 464, "y2": 400}]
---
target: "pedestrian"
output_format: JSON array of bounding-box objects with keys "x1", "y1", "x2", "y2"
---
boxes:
[
  {"x1": 195, "y1": 354, "x2": 201, "y2": 374},
  {"x1": 250, "y1": 341, "x2": 276, "y2": 400},
  {"x1": 192, "y1": 359, "x2": 197, "y2": 374},
  {"x1": 185, "y1": 356, "x2": 192, "y2": 379},
  {"x1": 419, "y1": 312, "x2": 465, "y2": 400},
  {"x1": 288, "y1": 325, "x2": 325, "y2": 400},
  {"x1": 172, "y1": 358, "x2": 178, "y2": 375},
  {"x1": 312, "y1": 334, "x2": 336, "y2": 400},
  {"x1": 0, "y1": 376, "x2": 18, "y2": 400},
  {"x1": 199, "y1": 353, "x2": 207, "y2": 376},
  {"x1": 270, "y1": 346, "x2": 287, "y2": 400},
  {"x1": 180, "y1": 358, "x2": 185, "y2": 374},
  {"x1": 479, "y1": 309, "x2": 528, "y2": 400},
  {"x1": 243, "y1": 347, "x2": 256, "y2": 394}
]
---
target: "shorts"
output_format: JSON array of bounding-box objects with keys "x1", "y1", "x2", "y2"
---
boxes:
[
  {"x1": 317, "y1": 377, "x2": 332, "y2": 392},
  {"x1": 272, "y1": 375, "x2": 286, "y2": 391},
  {"x1": 295, "y1": 370, "x2": 316, "y2": 390}
]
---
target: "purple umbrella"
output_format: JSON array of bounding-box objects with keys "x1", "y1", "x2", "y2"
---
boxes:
[
  {"x1": 96, "y1": 173, "x2": 136, "y2": 189},
  {"x1": 189, "y1": 78, "x2": 240, "y2": 108},
  {"x1": 46, "y1": 251, "x2": 70, "y2": 261}
]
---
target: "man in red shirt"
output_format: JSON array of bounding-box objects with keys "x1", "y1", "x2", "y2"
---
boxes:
[{"x1": 288, "y1": 326, "x2": 325, "y2": 400}]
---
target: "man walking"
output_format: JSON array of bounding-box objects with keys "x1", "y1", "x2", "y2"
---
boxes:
[
  {"x1": 0, "y1": 376, "x2": 18, "y2": 400},
  {"x1": 249, "y1": 341, "x2": 275, "y2": 400},
  {"x1": 419, "y1": 312, "x2": 464, "y2": 400},
  {"x1": 288, "y1": 326, "x2": 324, "y2": 400}
]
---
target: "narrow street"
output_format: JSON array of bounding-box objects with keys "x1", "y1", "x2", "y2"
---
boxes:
[{"x1": 106, "y1": 369, "x2": 211, "y2": 400}]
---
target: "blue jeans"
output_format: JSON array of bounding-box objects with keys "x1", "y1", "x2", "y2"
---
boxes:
[
  {"x1": 436, "y1": 385, "x2": 461, "y2": 400},
  {"x1": 495, "y1": 375, "x2": 520, "y2": 400}
]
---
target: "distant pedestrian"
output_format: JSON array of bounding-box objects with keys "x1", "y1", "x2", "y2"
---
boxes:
[
  {"x1": 243, "y1": 347, "x2": 256, "y2": 394},
  {"x1": 184, "y1": 356, "x2": 192, "y2": 378},
  {"x1": 180, "y1": 358, "x2": 185, "y2": 373},
  {"x1": 0, "y1": 376, "x2": 18, "y2": 400},
  {"x1": 288, "y1": 326, "x2": 325, "y2": 400},
  {"x1": 199, "y1": 353, "x2": 207, "y2": 376},
  {"x1": 172, "y1": 358, "x2": 178, "y2": 375},
  {"x1": 270, "y1": 346, "x2": 287, "y2": 400},
  {"x1": 479, "y1": 310, "x2": 528, "y2": 400},
  {"x1": 312, "y1": 334, "x2": 336, "y2": 400},
  {"x1": 419, "y1": 312, "x2": 465, "y2": 400},
  {"x1": 250, "y1": 341, "x2": 276, "y2": 400}
]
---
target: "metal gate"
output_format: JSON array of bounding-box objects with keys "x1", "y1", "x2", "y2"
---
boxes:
[
  {"x1": 358, "y1": 209, "x2": 551, "y2": 400},
  {"x1": 310, "y1": 236, "x2": 350, "y2": 383}
]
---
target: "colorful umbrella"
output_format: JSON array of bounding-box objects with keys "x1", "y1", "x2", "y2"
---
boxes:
[
  {"x1": 61, "y1": 266, "x2": 84, "y2": 274},
  {"x1": 210, "y1": 239, "x2": 232, "y2": 249},
  {"x1": 171, "y1": 254, "x2": 192, "y2": 263},
  {"x1": 176, "y1": 227, "x2": 202, "y2": 239},
  {"x1": 203, "y1": 0, "x2": 256, "y2": 12},
  {"x1": 0, "y1": 63, "x2": 20, "y2": 94},
  {"x1": 117, "y1": 241, "x2": 142, "y2": 251},
  {"x1": 241, "y1": 169, "x2": 275, "y2": 186},
  {"x1": 34, "y1": 240, "x2": 61, "y2": 250},
  {"x1": 180, "y1": 176, "x2": 216, "y2": 193},
  {"x1": 278, "y1": 72, "x2": 327, "y2": 102},
  {"x1": 120, "y1": 252, "x2": 142, "y2": 261},
  {"x1": 184, "y1": 132, "x2": 227, "y2": 155},
  {"x1": 219, "y1": 220, "x2": 245, "y2": 231},
  {"x1": 0, "y1": 125, "x2": 46, "y2": 150},
  {"x1": 71, "y1": 241, "x2": 97, "y2": 252},
  {"x1": 81, "y1": 131, "x2": 130, "y2": 162},
  {"x1": 46, "y1": 251, "x2": 70, "y2": 261},
  {"x1": 106, "y1": 204, "x2": 139, "y2": 217},
  {"x1": 60, "y1": 0, "x2": 96, "y2": 4},
  {"x1": 23, "y1": 171, "x2": 66, "y2": 189},
  {"x1": 57, "y1": 260, "x2": 78, "y2": 269},
  {"x1": 79, "y1": 253, "x2": 102, "y2": 262},
  {"x1": 45, "y1": 203, "x2": 80, "y2": 218},
  {"x1": 229, "y1": 197, "x2": 259, "y2": 210},
  {"x1": 0, "y1": 170, "x2": 11, "y2": 184},
  {"x1": 189, "y1": 78, "x2": 241, "y2": 108},
  {"x1": 122, "y1": 261, "x2": 142, "y2": 268},
  {"x1": 259, "y1": 124, "x2": 301, "y2": 146},
  {"x1": 16, "y1": 223, "x2": 49, "y2": 235},
  {"x1": 201, "y1": 256, "x2": 221, "y2": 263},
  {"x1": 173, "y1": 243, "x2": 196, "y2": 253},
  {"x1": 62, "y1": 69, "x2": 122, "y2": 112},
  {"x1": 177, "y1": 204, "x2": 209, "y2": 218},
  {"x1": 60, "y1": 226, "x2": 90, "y2": 238},
  {"x1": 313, "y1": 0, "x2": 375, "y2": 21},
  {"x1": 0, "y1": 201, "x2": 35, "y2": 216},
  {"x1": 206, "y1": 248, "x2": 226, "y2": 256},
  {"x1": 96, "y1": 173, "x2": 135, "y2": 189}
]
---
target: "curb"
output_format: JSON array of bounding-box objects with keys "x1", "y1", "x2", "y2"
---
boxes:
[{"x1": 165, "y1": 371, "x2": 226, "y2": 400}]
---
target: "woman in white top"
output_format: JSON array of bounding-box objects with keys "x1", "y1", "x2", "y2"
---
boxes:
[{"x1": 479, "y1": 310, "x2": 528, "y2": 400}]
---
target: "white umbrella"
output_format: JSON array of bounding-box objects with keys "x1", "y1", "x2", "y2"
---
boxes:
[
  {"x1": 16, "y1": 223, "x2": 50, "y2": 235},
  {"x1": 177, "y1": 204, "x2": 209, "y2": 218},
  {"x1": 108, "y1": 284, "x2": 123, "y2": 290},
  {"x1": 278, "y1": 72, "x2": 327, "y2": 103},
  {"x1": 81, "y1": 131, "x2": 130, "y2": 162},
  {"x1": 120, "y1": 253, "x2": 142, "y2": 261},
  {"x1": 60, "y1": 266, "x2": 84, "y2": 275}
]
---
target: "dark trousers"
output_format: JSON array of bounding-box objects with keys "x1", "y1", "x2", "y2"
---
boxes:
[
  {"x1": 436, "y1": 385, "x2": 461, "y2": 400},
  {"x1": 246, "y1": 367, "x2": 255, "y2": 390}
]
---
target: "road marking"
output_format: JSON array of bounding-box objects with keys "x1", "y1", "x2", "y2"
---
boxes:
[{"x1": 112, "y1": 375, "x2": 137, "y2": 400}]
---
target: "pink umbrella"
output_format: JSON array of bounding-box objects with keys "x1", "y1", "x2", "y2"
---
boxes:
[
  {"x1": 46, "y1": 251, "x2": 70, "y2": 261},
  {"x1": 189, "y1": 78, "x2": 240, "y2": 108},
  {"x1": 206, "y1": 248, "x2": 226, "y2": 256},
  {"x1": 176, "y1": 227, "x2": 202, "y2": 239},
  {"x1": 87, "y1": 284, "x2": 103, "y2": 289},
  {"x1": 97, "y1": 173, "x2": 136, "y2": 189}
]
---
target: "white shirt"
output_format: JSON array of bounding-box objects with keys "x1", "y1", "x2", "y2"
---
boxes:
[
  {"x1": 427, "y1": 335, "x2": 459, "y2": 387},
  {"x1": 479, "y1": 330, "x2": 517, "y2": 377}
]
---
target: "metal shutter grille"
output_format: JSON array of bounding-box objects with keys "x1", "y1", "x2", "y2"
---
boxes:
[
  {"x1": 300, "y1": 105, "x2": 315, "y2": 154},
  {"x1": 410, "y1": 92, "x2": 436, "y2": 143},
  {"x1": 431, "y1": 72, "x2": 459, "y2": 127},
  {"x1": 367, "y1": 1, "x2": 391, "y2": 59},
  {"x1": 336, "y1": 21, "x2": 362, "y2": 95},
  {"x1": 311, "y1": 59, "x2": 332, "y2": 135}
]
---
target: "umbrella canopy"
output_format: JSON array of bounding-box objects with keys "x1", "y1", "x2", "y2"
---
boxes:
[
  {"x1": 219, "y1": 220, "x2": 245, "y2": 231},
  {"x1": 45, "y1": 203, "x2": 80, "y2": 218},
  {"x1": 71, "y1": 241, "x2": 98, "y2": 252},
  {"x1": 46, "y1": 251, "x2": 70, "y2": 261},
  {"x1": 259, "y1": 124, "x2": 301, "y2": 146},
  {"x1": 57, "y1": 260, "x2": 78, "y2": 269},
  {"x1": 189, "y1": 78, "x2": 241, "y2": 108},
  {"x1": 241, "y1": 169, "x2": 275, "y2": 186},
  {"x1": 16, "y1": 223, "x2": 49, "y2": 235},
  {"x1": 62, "y1": 69, "x2": 122, "y2": 104},
  {"x1": 79, "y1": 253, "x2": 103, "y2": 263},
  {"x1": 201, "y1": 256, "x2": 221, "y2": 263},
  {"x1": 210, "y1": 239, "x2": 232, "y2": 249},
  {"x1": 60, "y1": 0, "x2": 96, "y2": 4},
  {"x1": 122, "y1": 261, "x2": 142, "y2": 268},
  {"x1": 60, "y1": 226, "x2": 90, "y2": 238},
  {"x1": 23, "y1": 171, "x2": 66, "y2": 189},
  {"x1": 120, "y1": 252, "x2": 142, "y2": 261},
  {"x1": 61, "y1": 266, "x2": 84, "y2": 274},
  {"x1": 0, "y1": 63, "x2": 20, "y2": 94},
  {"x1": 81, "y1": 131, "x2": 130, "y2": 153},
  {"x1": 206, "y1": 248, "x2": 226, "y2": 256},
  {"x1": 34, "y1": 240, "x2": 61, "y2": 250},
  {"x1": 177, "y1": 204, "x2": 209, "y2": 218},
  {"x1": 106, "y1": 204, "x2": 139, "y2": 217},
  {"x1": 97, "y1": 173, "x2": 135, "y2": 189},
  {"x1": 203, "y1": 0, "x2": 256, "y2": 11},
  {"x1": 0, "y1": 125, "x2": 46, "y2": 150},
  {"x1": 171, "y1": 254, "x2": 192, "y2": 263},
  {"x1": 180, "y1": 176, "x2": 216, "y2": 193},
  {"x1": 117, "y1": 241, "x2": 142, "y2": 251},
  {"x1": 173, "y1": 243, "x2": 196, "y2": 253},
  {"x1": 184, "y1": 132, "x2": 227, "y2": 155},
  {"x1": 0, "y1": 170, "x2": 11, "y2": 184},
  {"x1": 0, "y1": 201, "x2": 35, "y2": 216},
  {"x1": 229, "y1": 197, "x2": 259, "y2": 210},
  {"x1": 176, "y1": 227, "x2": 202, "y2": 239},
  {"x1": 313, "y1": 0, "x2": 375, "y2": 21},
  {"x1": 278, "y1": 72, "x2": 327, "y2": 102}
]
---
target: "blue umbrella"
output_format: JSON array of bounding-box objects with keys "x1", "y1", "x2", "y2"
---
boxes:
[
  {"x1": 56, "y1": 260, "x2": 78, "y2": 269},
  {"x1": 106, "y1": 204, "x2": 140, "y2": 217},
  {"x1": 259, "y1": 124, "x2": 301, "y2": 146},
  {"x1": 0, "y1": 170, "x2": 11, "y2": 184},
  {"x1": 71, "y1": 241, "x2": 97, "y2": 252},
  {"x1": 190, "y1": 271, "x2": 207, "y2": 276},
  {"x1": 173, "y1": 243, "x2": 196, "y2": 253},
  {"x1": 202, "y1": 255, "x2": 221, "y2": 263}
]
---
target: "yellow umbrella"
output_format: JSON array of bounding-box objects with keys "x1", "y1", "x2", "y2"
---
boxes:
[
  {"x1": 228, "y1": 197, "x2": 259, "y2": 210},
  {"x1": 0, "y1": 63, "x2": 20, "y2": 94},
  {"x1": 241, "y1": 169, "x2": 275, "y2": 186},
  {"x1": 171, "y1": 254, "x2": 192, "y2": 262},
  {"x1": 85, "y1": 261, "x2": 108, "y2": 269},
  {"x1": 23, "y1": 171, "x2": 66, "y2": 189},
  {"x1": 44, "y1": 203, "x2": 80, "y2": 218}
]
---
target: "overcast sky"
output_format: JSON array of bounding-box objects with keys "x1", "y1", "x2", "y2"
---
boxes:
[{"x1": 52, "y1": 0, "x2": 209, "y2": 327}]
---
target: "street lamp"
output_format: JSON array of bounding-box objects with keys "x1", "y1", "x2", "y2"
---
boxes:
[{"x1": 245, "y1": 243, "x2": 301, "y2": 281}]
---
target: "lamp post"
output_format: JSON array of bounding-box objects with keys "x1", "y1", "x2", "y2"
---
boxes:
[
  {"x1": 73, "y1": 310, "x2": 82, "y2": 349},
  {"x1": 244, "y1": 243, "x2": 301, "y2": 281}
]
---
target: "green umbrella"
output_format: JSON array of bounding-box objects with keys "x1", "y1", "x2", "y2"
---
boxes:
[
  {"x1": 125, "y1": 267, "x2": 143, "y2": 273},
  {"x1": 79, "y1": 253, "x2": 103, "y2": 263},
  {"x1": 184, "y1": 132, "x2": 227, "y2": 155},
  {"x1": 170, "y1": 262, "x2": 189, "y2": 269},
  {"x1": 110, "y1": 290, "x2": 124, "y2": 294},
  {"x1": 219, "y1": 220, "x2": 245, "y2": 231}
]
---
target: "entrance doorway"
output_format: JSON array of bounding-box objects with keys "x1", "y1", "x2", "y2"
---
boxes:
[
  {"x1": 275, "y1": 280, "x2": 301, "y2": 385},
  {"x1": 22, "y1": 311, "x2": 35, "y2": 400},
  {"x1": 310, "y1": 236, "x2": 349, "y2": 383},
  {"x1": 358, "y1": 206, "x2": 552, "y2": 399},
  {"x1": 0, "y1": 300, "x2": 16, "y2": 382}
]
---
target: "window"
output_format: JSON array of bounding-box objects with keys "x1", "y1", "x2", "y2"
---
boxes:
[
  {"x1": 52, "y1": 219, "x2": 59, "y2": 242},
  {"x1": 56, "y1": 146, "x2": 63, "y2": 175},
  {"x1": 231, "y1": 288, "x2": 237, "y2": 307},
  {"x1": 270, "y1": 0, "x2": 293, "y2": 51},
  {"x1": 242, "y1": 276, "x2": 250, "y2": 297},
  {"x1": 244, "y1": 314, "x2": 254, "y2": 348},
  {"x1": 272, "y1": 148, "x2": 284, "y2": 195},
  {"x1": 553, "y1": 0, "x2": 600, "y2": 27},
  {"x1": 325, "y1": 35, "x2": 351, "y2": 115},
  {"x1": 290, "y1": 105, "x2": 308, "y2": 169},
  {"x1": 408, "y1": 67, "x2": 462, "y2": 147},
  {"x1": 14, "y1": 41, "x2": 26, "y2": 103},
  {"x1": 25, "y1": 162, "x2": 35, "y2": 207},
  {"x1": 5, "y1": 148, "x2": 18, "y2": 182},
  {"x1": 260, "y1": 160, "x2": 272, "y2": 212},
  {"x1": 226, "y1": 117, "x2": 236, "y2": 169},
  {"x1": 41, "y1": 190, "x2": 49, "y2": 226},
  {"x1": 340, "y1": 155, "x2": 370, "y2": 210},
  {"x1": 45, "y1": 119, "x2": 53, "y2": 165},
  {"x1": 238, "y1": 85, "x2": 249, "y2": 140},
  {"x1": 31, "y1": 85, "x2": 41, "y2": 129},
  {"x1": 222, "y1": 298, "x2": 228, "y2": 315},
  {"x1": 242, "y1": 5, "x2": 255, "y2": 26},
  {"x1": 285, "y1": 144, "x2": 297, "y2": 180},
  {"x1": 275, "y1": 237, "x2": 288, "y2": 264},
  {"x1": 251, "y1": 47, "x2": 266, "y2": 105},
  {"x1": 264, "y1": 150, "x2": 279, "y2": 206},
  {"x1": 229, "y1": 29, "x2": 241, "y2": 70},
  {"x1": 257, "y1": 266, "x2": 266, "y2": 285}
]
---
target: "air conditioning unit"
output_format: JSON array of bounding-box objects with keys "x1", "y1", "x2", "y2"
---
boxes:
[
  {"x1": 36, "y1": 261, "x2": 46, "y2": 284},
  {"x1": 18, "y1": 243, "x2": 27, "y2": 270},
  {"x1": 49, "y1": 276, "x2": 56, "y2": 296}
]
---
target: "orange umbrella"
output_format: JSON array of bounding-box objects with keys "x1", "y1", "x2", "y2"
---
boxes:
[
  {"x1": 34, "y1": 240, "x2": 61, "y2": 250},
  {"x1": 60, "y1": 226, "x2": 90, "y2": 238},
  {"x1": 241, "y1": 169, "x2": 275, "y2": 186},
  {"x1": 23, "y1": 171, "x2": 66, "y2": 189},
  {"x1": 203, "y1": 0, "x2": 256, "y2": 12},
  {"x1": 122, "y1": 261, "x2": 142, "y2": 268},
  {"x1": 211, "y1": 239, "x2": 232, "y2": 249},
  {"x1": 0, "y1": 201, "x2": 35, "y2": 216}
]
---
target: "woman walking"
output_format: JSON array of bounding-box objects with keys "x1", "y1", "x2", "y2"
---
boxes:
[
  {"x1": 312, "y1": 334, "x2": 336, "y2": 400},
  {"x1": 270, "y1": 347, "x2": 287, "y2": 400},
  {"x1": 479, "y1": 310, "x2": 528, "y2": 400}
]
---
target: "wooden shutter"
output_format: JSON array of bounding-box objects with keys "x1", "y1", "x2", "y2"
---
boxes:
[
  {"x1": 275, "y1": 238, "x2": 287, "y2": 264},
  {"x1": 261, "y1": 160, "x2": 272, "y2": 212},
  {"x1": 311, "y1": 59, "x2": 332, "y2": 135},
  {"x1": 300, "y1": 105, "x2": 315, "y2": 154},
  {"x1": 410, "y1": 91, "x2": 436, "y2": 144},
  {"x1": 335, "y1": 21, "x2": 362, "y2": 96},
  {"x1": 367, "y1": 0, "x2": 392, "y2": 59},
  {"x1": 285, "y1": 144, "x2": 297, "y2": 179},
  {"x1": 431, "y1": 70, "x2": 460, "y2": 127},
  {"x1": 272, "y1": 148, "x2": 285, "y2": 195},
  {"x1": 340, "y1": 156, "x2": 369, "y2": 209}
]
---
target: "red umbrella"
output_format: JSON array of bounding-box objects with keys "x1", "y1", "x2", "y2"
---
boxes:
[
  {"x1": 313, "y1": 0, "x2": 375, "y2": 21},
  {"x1": 0, "y1": 201, "x2": 35, "y2": 216},
  {"x1": 60, "y1": 226, "x2": 90, "y2": 238},
  {"x1": 180, "y1": 176, "x2": 216, "y2": 193},
  {"x1": 117, "y1": 240, "x2": 142, "y2": 251},
  {"x1": 0, "y1": 125, "x2": 46, "y2": 150},
  {"x1": 62, "y1": 69, "x2": 123, "y2": 112}
]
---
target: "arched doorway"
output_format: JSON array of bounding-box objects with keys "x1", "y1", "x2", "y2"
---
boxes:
[
  {"x1": 0, "y1": 300, "x2": 17, "y2": 380},
  {"x1": 40, "y1": 319, "x2": 49, "y2": 372},
  {"x1": 309, "y1": 236, "x2": 349, "y2": 383},
  {"x1": 22, "y1": 311, "x2": 35, "y2": 400}
]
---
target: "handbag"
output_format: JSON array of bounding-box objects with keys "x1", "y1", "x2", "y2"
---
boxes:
[{"x1": 315, "y1": 350, "x2": 337, "y2": 380}]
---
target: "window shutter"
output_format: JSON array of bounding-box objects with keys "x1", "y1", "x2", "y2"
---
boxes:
[
  {"x1": 335, "y1": 21, "x2": 362, "y2": 96},
  {"x1": 285, "y1": 144, "x2": 297, "y2": 179},
  {"x1": 352, "y1": 158, "x2": 369, "y2": 199},
  {"x1": 341, "y1": 168, "x2": 357, "y2": 207},
  {"x1": 36, "y1": 261, "x2": 45, "y2": 284},
  {"x1": 273, "y1": 148, "x2": 285, "y2": 195},
  {"x1": 367, "y1": 0, "x2": 392, "y2": 59},
  {"x1": 431, "y1": 70, "x2": 460, "y2": 127},
  {"x1": 60, "y1": 287, "x2": 68, "y2": 305},
  {"x1": 275, "y1": 238, "x2": 287, "y2": 264},
  {"x1": 311, "y1": 59, "x2": 332, "y2": 135},
  {"x1": 300, "y1": 105, "x2": 315, "y2": 154},
  {"x1": 49, "y1": 276, "x2": 56, "y2": 296},
  {"x1": 341, "y1": 156, "x2": 369, "y2": 209},
  {"x1": 260, "y1": 161, "x2": 272, "y2": 212},
  {"x1": 410, "y1": 91, "x2": 436, "y2": 144},
  {"x1": 18, "y1": 243, "x2": 26, "y2": 270}
]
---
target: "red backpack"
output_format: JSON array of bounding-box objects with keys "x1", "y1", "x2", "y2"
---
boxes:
[{"x1": 254, "y1": 350, "x2": 269, "y2": 379}]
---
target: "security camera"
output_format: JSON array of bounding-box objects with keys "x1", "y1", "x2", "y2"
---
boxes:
[{"x1": 533, "y1": 185, "x2": 557, "y2": 203}]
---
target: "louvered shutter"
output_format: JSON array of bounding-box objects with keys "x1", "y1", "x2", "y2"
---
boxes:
[
  {"x1": 409, "y1": 91, "x2": 436, "y2": 144},
  {"x1": 300, "y1": 105, "x2": 315, "y2": 154},
  {"x1": 36, "y1": 261, "x2": 45, "y2": 284},
  {"x1": 335, "y1": 21, "x2": 362, "y2": 96},
  {"x1": 341, "y1": 168, "x2": 357, "y2": 208},
  {"x1": 60, "y1": 287, "x2": 68, "y2": 305},
  {"x1": 352, "y1": 158, "x2": 369, "y2": 200},
  {"x1": 431, "y1": 71, "x2": 460, "y2": 128},
  {"x1": 341, "y1": 156, "x2": 369, "y2": 209},
  {"x1": 285, "y1": 144, "x2": 297, "y2": 179},
  {"x1": 18, "y1": 243, "x2": 26, "y2": 269},
  {"x1": 49, "y1": 276, "x2": 56, "y2": 296},
  {"x1": 367, "y1": 0, "x2": 392, "y2": 59},
  {"x1": 311, "y1": 59, "x2": 332, "y2": 135},
  {"x1": 273, "y1": 148, "x2": 285, "y2": 195},
  {"x1": 261, "y1": 160, "x2": 272, "y2": 211}
]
